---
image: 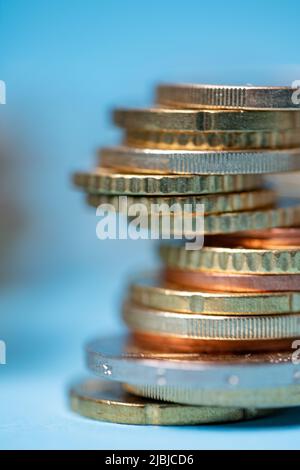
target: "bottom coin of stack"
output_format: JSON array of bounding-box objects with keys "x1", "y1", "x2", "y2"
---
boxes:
[{"x1": 70, "y1": 229, "x2": 300, "y2": 424}]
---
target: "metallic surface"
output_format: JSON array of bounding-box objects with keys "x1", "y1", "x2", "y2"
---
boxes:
[
  {"x1": 129, "y1": 274, "x2": 300, "y2": 314},
  {"x1": 125, "y1": 128, "x2": 300, "y2": 150},
  {"x1": 156, "y1": 84, "x2": 300, "y2": 110},
  {"x1": 132, "y1": 331, "x2": 293, "y2": 354},
  {"x1": 206, "y1": 227, "x2": 300, "y2": 249},
  {"x1": 123, "y1": 301, "x2": 300, "y2": 341},
  {"x1": 114, "y1": 108, "x2": 300, "y2": 131},
  {"x1": 164, "y1": 268, "x2": 300, "y2": 292},
  {"x1": 86, "y1": 188, "x2": 276, "y2": 215},
  {"x1": 100, "y1": 146, "x2": 300, "y2": 175},
  {"x1": 160, "y1": 243, "x2": 300, "y2": 274},
  {"x1": 125, "y1": 382, "x2": 300, "y2": 409},
  {"x1": 85, "y1": 335, "x2": 300, "y2": 408},
  {"x1": 73, "y1": 169, "x2": 262, "y2": 195},
  {"x1": 69, "y1": 378, "x2": 271, "y2": 425}
]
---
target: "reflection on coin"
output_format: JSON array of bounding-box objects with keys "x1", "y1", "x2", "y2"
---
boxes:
[
  {"x1": 100, "y1": 146, "x2": 300, "y2": 175},
  {"x1": 164, "y1": 268, "x2": 300, "y2": 292},
  {"x1": 132, "y1": 331, "x2": 293, "y2": 354},
  {"x1": 206, "y1": 227, "x2": 300, "y2": 249},
  {"x1": 156, "y1": 84, "x2": 300, "y2": 110},
  {"x1": 85, "y1": 335, "x2": 300, "y2": 408},
  {"x1": 69, "y1": 378, "x2": 272, "y2": 425}
]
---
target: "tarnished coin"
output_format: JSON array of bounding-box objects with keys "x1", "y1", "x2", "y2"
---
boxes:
[
  {"x1": 114, "y1": 108, "x2": 300, "y2": 131},
  {"x1": 129, "y1": 274, "x2": 300, "y2": 315},
  {"x1": 100, "y1": 146, "x2": 300, "y2": 175},
  {"x1": 73, "y1": 169, "x2": 262, "y2": 196},
  {"x1": 156, "y1": 84, "x2": 300, "y2": 110},
  {"x1": 164, "y1": 268, "x2": 300, "y2": 293},
  {"x1": 86, "y1": 188, "x2": 275, "y2": 215},
  {"x1": 86, "y1": 335, "x2": 300, "y2": 408},
  {"x1": 160, "y1": 243, "x2": 300, "y2": 275},
  {"x1": 69, "y1": 378, "x2": 271, "y2": 425}
]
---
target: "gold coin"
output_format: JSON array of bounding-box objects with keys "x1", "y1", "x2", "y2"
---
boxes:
[
  {"x1": 156, "y1": 83, "x2": 300, "y2": 110},
  {"x1": 123, "y1": 301, "x2": 300, "y2": 340},
  {"x1": 114, "y1": 108, "x2": 300, "y2": 131},
  {"x1": 125, "y1": 128, "x2": 300, "y2": 150},
  {"x1": 73, "y1": 168, "x2": 263, "y2": 195},
  {"x1": 100, "y1": 146, "x2": 300, "y2": 175},
  {"x1": 86, "y1": 188, "x2": 275, "y2": 215},
  {"x1": 160, "y1": 243, "x2": 300, "y2": 274},
  {"x1": 129, "y1": 275, "x2": 300, "y2": 315},
  {"x1": 121, "y1": 201, "x2": 300, "y2": 235},
  {"x1": 69, "y1": 378, "x2": 271, "y2": 425}
]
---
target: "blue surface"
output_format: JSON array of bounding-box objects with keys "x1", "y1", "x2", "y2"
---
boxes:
[{"x1": 1, "y1": 0, "x2": 300, "y2": 449}]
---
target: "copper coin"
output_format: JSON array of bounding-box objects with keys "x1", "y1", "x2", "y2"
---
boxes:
[
  {"x1": 132, "y1": 331, "x2": 295, "y2": 354},
  {"x1": 206, "y1": 227, "x2": 300, "y2": 249},
  {"x1": 164, "y1": 268, "x2": 300, "y2": 292}
]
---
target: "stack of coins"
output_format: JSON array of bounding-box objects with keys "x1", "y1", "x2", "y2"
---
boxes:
[{"x1": 71, "y1": 84, "x2": 300, "y2": 425}]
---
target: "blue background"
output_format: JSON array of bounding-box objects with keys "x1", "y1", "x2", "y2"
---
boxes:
[{"x1": 1, "y1": 0, "x2": 300, "y2": 449}]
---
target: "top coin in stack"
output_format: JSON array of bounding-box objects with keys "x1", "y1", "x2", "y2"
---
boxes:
[{"x1": 156, "y1": 83, "x2": 300, "y2": 110}]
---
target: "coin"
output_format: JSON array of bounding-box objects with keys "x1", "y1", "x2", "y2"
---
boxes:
[
  {"x1": 85, "y1": 335, "x2": 300, "y2": 408},
  {"x1": 160, "y1": 243, "x2": 300, "y2": 275},
  {"x1": 132, "y1": 331, "x2": 293, "y2": 354},
  {"x1": 125, "y1": 128, "x2": 300, "y2": 150},
  {"x1": 69, "y1": 378, "x2": 272, "y2": 425},
  {"x1": 73, "y1": 169, "x2": 262, "y2": 195},
  {"x1": 86, "y1": 188, "x2": 275, "y2": 215},
  {"x1": 100, "y1": 146, "x2": 300, "y2": 175},
  {"x1": 114, "y1": 108, "x2": 300, "y2": 131},
  {"x1": 156, "y1": 84, "x2": 300, "y2": 110},
  {"x1": 164, "y1": 268, "x2": 300, "y2": 293},
  {"x1": 125, "y1": 200, "x2": 300, "y2": 235},
  {"x1": 126, "y1": 382, "x2": 300, "y2": 409},
  {"x1": 206, "y1": 227, "x2": 300, "y2": 249},
  {"x1": 129, "y1": 275, "x2": 300, "y2": 314},
  {"x1": 122, "y1": 301, "x2": 300, "y2": 342}
]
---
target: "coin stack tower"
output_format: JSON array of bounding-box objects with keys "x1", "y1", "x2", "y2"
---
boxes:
[{"x1": 71, "y1": 84, "x2": 300, "y2": 426}]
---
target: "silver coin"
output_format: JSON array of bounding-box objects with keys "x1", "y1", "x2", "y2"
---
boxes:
[
  {"x1": 100, "y1": 146, "x2": 300, "y2": 175},
  {"x1": 86, "y1": 335, "x2": 300, "y2": 391}
]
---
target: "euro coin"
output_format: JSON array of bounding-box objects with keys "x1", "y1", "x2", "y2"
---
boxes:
[{"x1": 156, "y1": 84, "x2": 300, "y2": 110}]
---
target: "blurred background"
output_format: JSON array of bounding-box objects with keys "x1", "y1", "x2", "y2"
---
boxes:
[{"x1": 1, "y1": 0, "x2": 300, "y2": 449}]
